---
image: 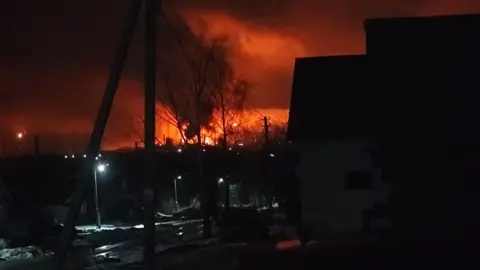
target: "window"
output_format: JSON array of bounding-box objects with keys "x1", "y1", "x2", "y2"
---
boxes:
[{"x1": 344, "y1": 170, "x2": 372, "y2": 190}]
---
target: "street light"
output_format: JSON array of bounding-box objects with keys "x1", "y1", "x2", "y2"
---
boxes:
[
  {"x1": 94, "y1": 163, "x2": 107, "y2": 229},
  {"x1": 218, "y1": 177, "x2": 230, "y2": 209},
  {"x1": 97, "y1": 164, "x2": 106, "y2": 172},
  {"x1": 174, "y1": 176, "x2": 182, "y2": 212},
  {"x1": 15, "y1": 132, "x2": 26, "y2": 155}
]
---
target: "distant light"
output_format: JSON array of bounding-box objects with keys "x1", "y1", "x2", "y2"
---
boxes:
[
  {"x1": 238, "y1": 143, "x2": 244, "y2": 146},
  {"x1": 97, "y1": 164, "x2": 106, "y2": 173},
  {"x1": 83, "y1": 154, "x2": 87, "y2": 158},
  {"x1": 64, "y1": 155, "x2": 68, "y2": 159},
  {"x1": 232, "y1": 123, "x2": 238, "y2": 127},
  {"x1": 202, "y1": 149, "x2": 206, "y2": 152},
  {"x1": 95, "y1": 157, "x2": 99, "y2": 160},
  {"x1": 71, "y1": 155, "x2": 75, "y2": 158},
  {"x1": 98, "y1": 153, "x2": 102, "y2": 157},
  {"x1": 177, "y1": 149, "x2": 182, "y2": 153},
  {"x1": 16, "y1": 132, "x2": 23, "y2": 139},
  {"x1": 270, "y1": 153, "x2": 275, "y2": 157},
  {"x1": 228, "y1": 148, "x2": 232, "y2": 151},
  {"x1": 218, "y1": 178, "x2": 224, "y2": 184},
  {"x1": 177, "y1": 176, "x2": 182, "y2": 180}
]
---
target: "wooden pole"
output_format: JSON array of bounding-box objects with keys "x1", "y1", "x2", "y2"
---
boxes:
[
  {"x1": 53, "y1": 1, "x2": 143, "y2": 268},
  {"x1": 143, "y1": 0, "x2": 157, "y2": 268}
]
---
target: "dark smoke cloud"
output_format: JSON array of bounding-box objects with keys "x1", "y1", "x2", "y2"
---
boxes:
[
  {"x1": 181, "y1": 0, "x2": 480, "y2": 111},
  {"x1": 1, "y1": 0, "x2": 480, "y2": 150},
  {"x1": 174, "y1": 0, "x2": 480, "y2": 109},
  {"x1": 177, "y1": 0, "x2": 480, "y2": 55}
]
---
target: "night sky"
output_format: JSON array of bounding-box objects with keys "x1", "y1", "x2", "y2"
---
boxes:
[{"x1": 1, "y1": 0, "x2": 479, "y2": 151}]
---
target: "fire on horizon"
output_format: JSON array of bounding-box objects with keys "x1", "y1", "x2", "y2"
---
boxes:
[{"x1": 1, "y1": 0, "x2": 480, "y2": 152}]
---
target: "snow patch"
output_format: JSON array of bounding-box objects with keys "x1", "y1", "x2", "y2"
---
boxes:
[
  {"x1": 0, "y1": 246, "x2": 53, "y2": 261},
  {"x1": 87, "y1": 241, "x2": 246, "y2": 270},
  {"x1": 76, "y1": 219, "x2": 202, "y2": 234}
]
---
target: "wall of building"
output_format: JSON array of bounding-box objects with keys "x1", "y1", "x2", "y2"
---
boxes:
[
  {"x1": 366, "y1": 15, "x2": 480, "y2": 145},
  {"x1": 365, "y1": 14, "x2": 480, "y2": 243},
  {"x1": 296, "y1": 139, "x2": 390, "y2": 234}
]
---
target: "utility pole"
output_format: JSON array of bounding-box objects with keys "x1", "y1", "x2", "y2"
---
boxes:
[
  {"x1": 263, "y1": 116, "x2": 273, "y2": 208},
  {"x1": 143, "y1": 0, "x2": 157, "y2": 268},
  {"x1": 174, "y1": 177, "x2": 179, "y2": 211},
  {"x1": 263, "y1": 116, "x2": 270, "y2": 148},
  {"x1": 93, "y1": 169, "x2": 102, "y2": 229},
  {"x1": 53, "y1": 1, "x2": 143, "y2": 269}
]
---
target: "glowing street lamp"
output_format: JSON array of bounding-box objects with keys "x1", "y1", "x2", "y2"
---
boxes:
[
  {"x1": 15, "y1": 132, "x2": 26, "y2": 154},
  {"x1": 218, "y1": 178, "x2": 224, "y2": 184},
  {"x1": 97, "y1": 164, "x2": 106, "y2": 173},
  {"x1": 93, "y1": 163, "x2": 108, "y2": 228},
  {"x1": 174, "y1": 176, "x2": 182, "y2": 212}
]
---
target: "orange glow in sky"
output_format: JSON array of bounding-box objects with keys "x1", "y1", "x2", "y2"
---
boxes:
[
  {"x1": 183, "y1": 12, "x2": 306, "y2": 68},
  {"x1": 2, "y1": 8, "x2": 299, "y2": 153}
]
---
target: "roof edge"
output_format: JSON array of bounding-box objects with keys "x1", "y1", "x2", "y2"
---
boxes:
[{"x1": 364, "y1": 13, "x2": 480, "y2": 30}]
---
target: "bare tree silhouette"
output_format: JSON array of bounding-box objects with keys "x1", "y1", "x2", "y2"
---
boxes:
[
  {"x1": 212, "y1": 68, "x2": 250, "y2": 147},
  {"x1": 159, "y1": 3, "x2": 235, "y2": 237}
]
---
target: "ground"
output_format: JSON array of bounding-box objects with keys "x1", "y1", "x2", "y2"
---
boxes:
[
  {"x1": 237, "y1": 238, "x2": 480, "y2": 270},
  {"x1": 5, "y1": 228, "x2": 480, "y2": 270},
  {"x1": 3, "y1": 240, "x2": 479, "y2": 270},
  {"x1": 10, "y1": 212, "x2": 473, "y2": 270},
  {"x1": 0, "y1": 219, "x2": 204, "y2": 269}
]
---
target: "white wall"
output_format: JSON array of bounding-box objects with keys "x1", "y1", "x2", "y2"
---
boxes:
[{"x1": 296, "y1": 140, "x2": 390, "y2": 234}]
